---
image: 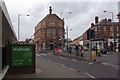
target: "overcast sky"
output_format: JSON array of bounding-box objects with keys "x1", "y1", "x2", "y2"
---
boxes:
[{"x1": 4, "y1": 0, "x2": 120, "y2": 41}]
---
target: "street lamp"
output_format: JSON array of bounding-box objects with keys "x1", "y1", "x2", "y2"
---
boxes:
[
  {"x1": 60, "y1": 12, "x2": 72, "y2": 19},
  {"x1": 18, "y1": 14, "x2": 29, "y2": 42},
  {"x1": 61, "y1": 11, "x2": 72, "y2": 50},
  {"x1": 104, "y1": 10, "x2": 113, "y2": 21},
  {"x1": 104, "y1": 10, "x2": 115, "y2": 51}
]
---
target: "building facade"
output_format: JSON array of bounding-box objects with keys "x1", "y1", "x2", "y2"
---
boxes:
[
  {"x1": 34, "y1": 6, "x2": 65, "y2": 50},
  {"x1": 82, "y1": 16, "x2": 120, "y2": 52},
  {"x1": 0, "y1": 1, "x2": 17, "y2": 79},
  {"x1": 71, "y1": 37, "x2": 80, "y2": 46}
]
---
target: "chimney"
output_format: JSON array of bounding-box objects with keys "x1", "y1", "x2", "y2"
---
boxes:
[
  {"x1": 91, "y1": 23, "x2": 94, "y2": 27},
  {"x1": 108, "y1": 19, "x2": 111, "y2": 22},
  {"x1": 49, "y1": 6, "x2": 52, "y2": 14},
  {"x1": 105, "y1": 18, "x2": 107, "y2": 22},
  {"x1": 95, "y1": 16, "x2": 98, "y2": 24}
]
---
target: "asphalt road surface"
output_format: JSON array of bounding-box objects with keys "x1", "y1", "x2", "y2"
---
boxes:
[{"x1": 37, "y1": 52, "x2": 118, "y2": 78}]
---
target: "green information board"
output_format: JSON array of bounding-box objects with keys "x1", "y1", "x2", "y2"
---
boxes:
[{"x1": 11, "y1": 46, "x2": 33, "y2": 67}]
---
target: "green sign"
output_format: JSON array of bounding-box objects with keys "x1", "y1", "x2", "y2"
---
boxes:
[{"x1": 12, "y1": 46, "x2": 32, "y2": 67}]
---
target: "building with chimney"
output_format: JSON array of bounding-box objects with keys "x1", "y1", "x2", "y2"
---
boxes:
[
  {"x1": 34, "y1": 6, "x2": 65, "y2": 50},
  {"x1": 82, "y1": 16, "x2": 119, "y2": 52}
]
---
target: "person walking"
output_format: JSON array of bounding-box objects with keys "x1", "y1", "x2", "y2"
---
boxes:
[
  {"x1": 75, "y1": 45, "x2": 79, "y2": 57},
  {"x1": 68, "y1": 45, "x2": 72, "y2": 55},
  {"x1": 80, "y1": 46, "x2": 83, "y2": 57},
  {"x1": 97, "y1": 46, "x2": 101, "y2": 57}
]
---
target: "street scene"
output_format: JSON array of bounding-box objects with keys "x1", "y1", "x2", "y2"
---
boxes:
[{"x1": 0, "y1": 0, "x2": 120, "y2": 80}]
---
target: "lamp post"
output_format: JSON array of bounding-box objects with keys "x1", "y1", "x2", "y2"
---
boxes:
[
  {"x1": 60, "y1": 12, "x2": 72, "y2": 19},
  {"x1": 18, "y1": 14, "x2": 29, "y2": 42},
  {"x1": 61, "y1": 11, "x2": 72, "y2": 50},
  {"x1": 104, "y1": 10, "x2": 115, "y2": 51},
  {"x1": 104, "y1": 11, "x2": 113, "y2": 21}
]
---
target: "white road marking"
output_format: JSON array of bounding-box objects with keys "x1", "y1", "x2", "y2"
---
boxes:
[
  {"x1": 68, "y1": 68, "x2": 78, "y2": 72},
  {"x1": 85, "y1": 72, "x2": 95, "y2": 78},
  {"x1": 60, "y1": 64, "x2": 66, "y2": 68},
  {"x1": 0, "y1": 65, "x2": 9, "y2": 80},
  {"x1": 72, "y1": 59, "x2": 77, "y2": 62},
  {"x1": 89, "y1": 63, "x2": 94, "y2": 65},
  {"x1": 48, "y1": 60, "x2": 52, "y2": 62},
  {"x1": 63, "y1": 58, "x2": 68, "y2": 59},
  {"x1": 36, "y1": 54, "x2": 41, "y2": 56},
  {"x1": 60, "y1": 56, "x2": 63, "y2": 58},
  {"x1": 102, "y1": 63, "x2": 119, "y2": 69},
  {"x1": 41, "y1": 53, "x2": 46, "y2": 56},
  {"x1": 47, "y1": 53, "x2": 53, "y2": 55}
]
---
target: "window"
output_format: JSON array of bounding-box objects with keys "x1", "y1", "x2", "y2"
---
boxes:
[
  {"x1": 104, "y1": 26, "x2": 106, "y2": 31},
  {"x1": 95, "y1": 34, "x2": 97, "y2": 38},
  {"x1": 95, "y1": 26, "x2": 97, "y2": 31},
  {"x1": 53, "y1": 30, "x2": 56, "y2": 36},
  {"x1": 104, "y1": 33, "x2": 106, "y2": 38},
  {"x1": 98, "y1": 26, "x2": 100, "y2": 31},
  {"x1": 41, "y1": 31, "x2": 45, "y2": 37},
  {"x1": 98, "y1": 34, "x2": 100, "y2": 38},
  {"x1": 59, "y1": 23, "x2": 62, "y2": 27},
  {"x1": 47, "y1": 30, "x2": 49, "y2": 36},
  {"x1": 47, "y1": 30, "x2": 56, "y2": 36},
  {"x1": 48, "y1": 22, "x2": 55, "y2": 26},
  {"x1": 50, "y1": 30, "x2": 52, "y2": 36},
  {"x1": 117, "y1": 26, "x2": 119, "y2": 32},
  {"x1": 110, "y1": 32, "x2": 114, "y2": 37},
  {"x1": 59, "y1": 29, "x2": 63, "y2": 37},
  {"x1": 110, "y1": 26, "x2": 113, "y2": 31}
]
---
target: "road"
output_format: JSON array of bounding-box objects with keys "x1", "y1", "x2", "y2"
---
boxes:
[
  {"x1": 6, "y1": 51, "x2": 119, "y2": 79},
  {"x1": 37, "y1": 52, "x2": 118, "y2": 78}
]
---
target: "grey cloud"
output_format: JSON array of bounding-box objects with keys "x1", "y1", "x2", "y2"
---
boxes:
[{"x1": 4, "y1": 1, "x2": 119, "y2": 41}]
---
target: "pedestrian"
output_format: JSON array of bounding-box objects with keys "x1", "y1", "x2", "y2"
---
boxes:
[
  {"x1": 97, "y1": 46, "x2": 101, "y2": 57},
  {"x1": 68, "y1": 45, "x2": 72, "y2": 55},
  {"x1": 80, "y1": 46, "x2": 83, "y2": 57},
  {"x1": 75, "y1": 45, "x2": 79, "y2": 56}
]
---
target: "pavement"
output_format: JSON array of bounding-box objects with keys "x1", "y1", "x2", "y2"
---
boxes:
[{"x1": 5, "y1": 51, "x2": 90, "y2": 79}]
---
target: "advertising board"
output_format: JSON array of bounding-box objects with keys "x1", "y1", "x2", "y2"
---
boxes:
[{"x1": 11, "y1": 46, "x2": 32, "y2": 67}]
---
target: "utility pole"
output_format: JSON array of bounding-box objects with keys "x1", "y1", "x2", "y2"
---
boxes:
[
  {"x1": 89, "y1": 29, "x2": 92, "y2": 61},
  {"x1": 67, "y1": 26, "x2": 68, "y2": 50}
]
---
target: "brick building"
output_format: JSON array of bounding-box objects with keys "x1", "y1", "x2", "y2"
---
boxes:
[
  {"x1": 71, "y1": 37, "x2": 80, "y2": 46},
  {"x1": 34, "y1": 6, "x2": 64, "y2": 50},
  {"x1": 83, "y1": 31, "x2": 88, "y2": 46},
  {"x1": 83, "y1": 16, "x2": 120, "y2": 52}
]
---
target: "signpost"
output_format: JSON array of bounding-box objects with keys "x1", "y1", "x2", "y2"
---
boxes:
[
  {"x1": 11, "y1": 46, "x2": 32, "y2": 67},
  {"x1": 7, "y1": 44, "x2": 35, "y2": 74},
  {"x1": 55, "y1": 49, "x2": 63, "y2": 54}
]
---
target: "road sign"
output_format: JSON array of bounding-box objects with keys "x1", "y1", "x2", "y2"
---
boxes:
[
  {"x1": 55, "y1": 49, "x2": 63, "y2": 54},
  {"x1": 11, "y1": 46, "x2": 32, "y2": 67}
]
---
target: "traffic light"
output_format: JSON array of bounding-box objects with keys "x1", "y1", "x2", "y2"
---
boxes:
[
  {"x1": 87, "y1": 29, "x2": 95, "y2": 40},
  {"x1": 90, "y1": 29, "x2": 95, "y2": 39}
]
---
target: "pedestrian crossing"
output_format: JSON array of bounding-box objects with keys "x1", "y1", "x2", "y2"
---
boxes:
[{"x1": 36, "y1": 53, "x2": 53, "y2": 57}]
